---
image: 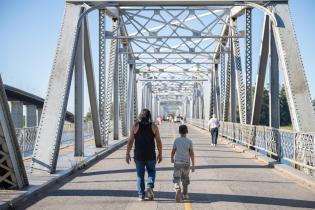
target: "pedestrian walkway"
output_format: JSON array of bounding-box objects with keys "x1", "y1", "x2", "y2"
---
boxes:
[{"x1": 23, "y1": 123, "x2": 315, "y2": 210}]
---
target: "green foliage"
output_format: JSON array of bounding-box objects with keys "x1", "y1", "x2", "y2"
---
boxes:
[
  {"x1": 279, "y1": 86, "x2": 291, "y2": 126},
  {"x1": 259, "y1": 88, "x2": 269, "y2": 126},
  {"x1": 85, "y1": 111, "x2": 92, "y2": 122}
]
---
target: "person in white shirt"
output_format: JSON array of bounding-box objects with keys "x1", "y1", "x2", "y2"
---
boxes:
[{"x1": 208, "y1": 114, "x2": 220, "y2": 146}]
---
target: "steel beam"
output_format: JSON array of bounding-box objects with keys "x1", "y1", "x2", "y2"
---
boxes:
[
  {"x1": 66, "y1": 0, "x2": 288, "y2": 6},
  {"x1": 119, "y1": 49, "x2": 128, "y2": 137},
  {"x1": 0, "y1": 75, "x2": 28, "y2": 189},
  {"x1": 111, "y1": 35, "x2": 244, "y2": 39},
  {"x1": 113, "y1": 17, "x2": 120, "y2": 140},
  {"x1": 231, "y1": 18, "x2": 246, "y2": 124},
  {"x1": 139, "y1": 79, "x2": 207, "y2": 82},
  {"x1": 214, "y1": 64, "x2": 221, "y2": 118},
  {"x1": 223, "y1": 38, "x2": 231, "y2": 121},
  {"x1": 245, "y1": 8, "x2": 252, "y2": 124},
  {"x1": 271, "y1": 3, "x2": 315, "y2": 131},
  {"x1": 31, "y1": 3, "x2": 82, "y2": 173},
  {"x1": 251, "y1": 15, "x2": 269, "y2": 125},
  {"x1": 133, "y1": 73, "x2": 138, "y2": 122},
  {"x1": 103, "y1": 19, "x2": 118, "y2": 144},
  {"x1": 220, "y1": 46, "x2": 225, "y2": 120},
  {"x1": 269, "y1": 20, "x2": 280, "y2": 128},
  {"x1": 209, "y1": 70, "x2": 215, "y2": 118},
  {"x1": 230, "y1": 37, "x2": 236, "y2": 123},
  {"x1": 74, "y1": 20, "x2": 84, "y2": 156},
  {"x1": 127, "y1": 64, "x2": 135, "y2": 131},
  {"x1": 84, "y1": 17, "x2": 102, "y2": 147},
  {"x1": 99, "y1": 9, "x2": 106, "y2": 145}
]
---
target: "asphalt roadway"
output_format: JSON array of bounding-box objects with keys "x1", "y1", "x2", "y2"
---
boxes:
[{"x1": 23, "y1": 123, "x2": 315, "y2": 210}]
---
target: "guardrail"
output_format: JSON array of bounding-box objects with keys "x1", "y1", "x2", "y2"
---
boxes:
[
  {"x1": 15, "y1": 121, "x2": 94, "y2": 157},
  {"x1": 187, "y1": 118, "x2": 315, "y2": 176}
]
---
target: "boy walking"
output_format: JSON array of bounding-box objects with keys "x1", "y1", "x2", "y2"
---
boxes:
[{"x1": 171, "y1": 125, "x2": 195, "y2": 202}]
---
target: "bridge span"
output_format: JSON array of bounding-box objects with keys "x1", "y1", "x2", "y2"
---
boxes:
[
  {"x1": 1, "y1": 0, "x2": 315, "y2": 209},
  {"x1": 22, "y1": 123, "x2": 315, "y2": 210}
]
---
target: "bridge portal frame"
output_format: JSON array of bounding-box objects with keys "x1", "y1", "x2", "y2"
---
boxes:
[{"x1": 27, "y1": 0, "x2": 315, "y2": 175}]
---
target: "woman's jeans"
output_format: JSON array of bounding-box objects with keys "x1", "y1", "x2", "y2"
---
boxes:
[
  {"x1": 211, "y1": 128, "x2": 219, "y2": 144},
  {"x1": 134, "y1": 159, "x2": 156, "y2": 197}
]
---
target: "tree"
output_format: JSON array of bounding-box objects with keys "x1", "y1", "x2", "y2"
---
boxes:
[
  {"x1": 279, "y1": 86, "x2": 291, "y2": 126},
  {"x1": 85, "y1": 111, "x2": 92, "y2": 122},
  {"x1": 259, "y1": 88, "x2": 269, "y2": 126}
]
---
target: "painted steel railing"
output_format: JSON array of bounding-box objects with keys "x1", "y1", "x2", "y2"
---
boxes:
[
  {"x1": 187, "y1": 118, "x2": 315, "y2": 176},
  {"x1": 15, "y1": 121, "x2": 94, "y2": 157}
]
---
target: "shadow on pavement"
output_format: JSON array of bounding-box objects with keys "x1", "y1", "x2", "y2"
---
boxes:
[
  {"x1": 78, "y1": 164, "x2": 269, "y2": 176},
  {"x1": 47, "y1": 189, "x2": 315, "y2": 208}
]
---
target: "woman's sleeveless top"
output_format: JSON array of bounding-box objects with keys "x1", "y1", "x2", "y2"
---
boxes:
[{"x1": 134, "y1": 122, "x2": 156, "y2": 161}]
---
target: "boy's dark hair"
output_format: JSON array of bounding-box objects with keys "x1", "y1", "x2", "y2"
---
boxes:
[{"x1": 179, "y1": 125, "x2": 188, "y2": 134}]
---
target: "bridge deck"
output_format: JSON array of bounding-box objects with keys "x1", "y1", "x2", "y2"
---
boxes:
[{"x1": 25, "y1": 123, "x2": 315, "y2": 210}]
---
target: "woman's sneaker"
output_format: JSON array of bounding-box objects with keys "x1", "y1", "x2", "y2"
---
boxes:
[
  {"x1": 175, "y1": 188, "x2": 181, "y2": 203},
  {"x1": 147, "y1": 187, "x2": 154, "y2": 200}
]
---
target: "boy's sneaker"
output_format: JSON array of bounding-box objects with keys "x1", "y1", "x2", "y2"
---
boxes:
[
  {"x1": 175, "y1": 188, "x2": 181, "y2": 203},
  {"x1": 183, "y1": 194, "x2": 189, "y2": 200},
  {"x1": 138, "y1": 196, "x2": 145, "y2": 201},
  {"x1": 147, "y1": 187, "x2": 154, "y2": 200}
]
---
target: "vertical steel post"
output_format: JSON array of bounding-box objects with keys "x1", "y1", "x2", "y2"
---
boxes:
[
  {"x1": 223, "y1": 33, "x2": 231, "y2": 122},
  {"x1": 214, "y1": 63, "x2": 220, "y2": 118},
  {"x1": 269, "y1": 20, "x2": 280, "y2": 128},
  {"x1": 142, "y1": 83, "x2": 146, "y2": 110},
  {"x1": 84, "y1": 17, "x2": 102, "y2": 147},
  {"x1": 113, "y1": 15, "x2": 120, "y2": 140},
  {"x1": 74, "y1": 22, "x2": 84, "y2": 156},
  {"x1": 245, "y1": 8, "x2": 252, "y2": 124},
  {"x1": 119, "y1": 49, "x2": 128, "y2": 137},
  {"x1": 133, "y1": 72, "x2": 138, "y2": 122},
  {"x1": 210, "y1": 70, "x2": 215, "y2": 118},
  {"x1": 220, "y1": 46, "x2": 225, "y2": 120},
  {"x1": 230, "y1": 37, "x2": 236, "y2": 123},
  {"x1": 127, "y1": 64, "x2": 134, "y2": 131},
  {"x1": 231, "y1": 18, "x2": 246, "y2": 124},
  {"x1": 251, "y1": 15, "x2": 269, "y2": 125},
  {"x1": 99, "y1": 9, "x2": 106, "y2": 144},
  {"x1": 104, "y1": 19, "x2": 118, "y2": 145}
]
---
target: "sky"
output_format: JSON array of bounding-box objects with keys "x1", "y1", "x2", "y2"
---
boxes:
[{"x1": 0, "y1": 0, "x2": 315, "y2": 114}]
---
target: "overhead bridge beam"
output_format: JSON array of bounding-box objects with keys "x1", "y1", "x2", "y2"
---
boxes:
[
  {"x1": 108, "y1": 35, "x2": 244, "y2": 39},
  {"x1": 139, "y1": 79, "x2": 207, "y2": 82},
  {"x1": 66, "y1": 0, "x2": 288, "y2": 6}
]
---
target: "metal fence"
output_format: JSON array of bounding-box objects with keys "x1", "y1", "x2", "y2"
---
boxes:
[
  {"x1": 15, "y1": 121, "x2": 94, "y2": 157},
  {"x1": 187, "y1": 118, "x2": 315, "y2": 176}
]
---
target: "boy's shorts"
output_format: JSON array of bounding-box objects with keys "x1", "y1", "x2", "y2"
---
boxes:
[{"x1": 173, "y1": 161, "x2": 190, "y2": 186}]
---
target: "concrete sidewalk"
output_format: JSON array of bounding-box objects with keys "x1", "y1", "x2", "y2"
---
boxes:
[
  {"x1": 0, "y1": 134, "x2": 127, "y2": 210},
  {"x1": 22, "y1": 123, "x2": 315, "y2": 210}
]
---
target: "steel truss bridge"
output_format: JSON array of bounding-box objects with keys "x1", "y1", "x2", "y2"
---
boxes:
[{"x1": 0, "y1": 1, "x2": 314, "y2": 205}]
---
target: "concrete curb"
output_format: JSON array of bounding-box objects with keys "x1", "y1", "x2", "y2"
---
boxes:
[
  {"x1": 1, "y1": 139, "x2": 128, "y2": 210},
  {"x1": 188, "y1": 122, "x2": 315, "y2": 189}
]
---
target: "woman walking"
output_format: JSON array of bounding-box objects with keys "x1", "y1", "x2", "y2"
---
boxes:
[
  {"x1": 125, "y1": 109, "x2": 163, "y2": 201},
  {"x1": 208, "y1": 114, "x2": 220, "y2": 146}
]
